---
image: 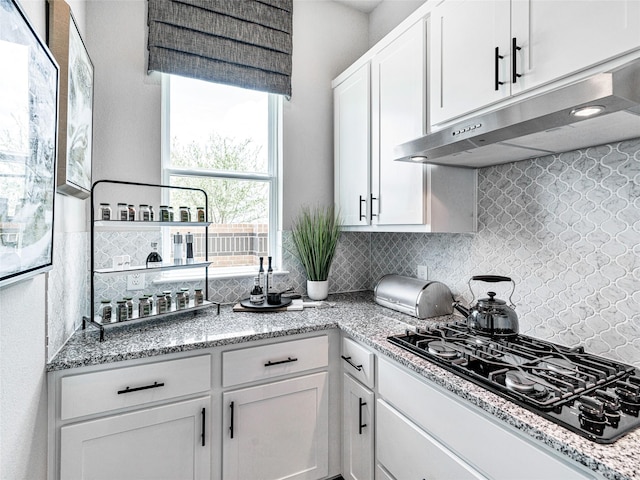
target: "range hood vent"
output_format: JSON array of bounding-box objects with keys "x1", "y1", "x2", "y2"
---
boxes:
[{"x1": 395, "y1": 59, "x2": 640, "y2": 168}]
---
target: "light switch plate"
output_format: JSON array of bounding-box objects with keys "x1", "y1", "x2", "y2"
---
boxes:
[{"x1": 417, "y1": 265, "x2": 428, "y2": 280}]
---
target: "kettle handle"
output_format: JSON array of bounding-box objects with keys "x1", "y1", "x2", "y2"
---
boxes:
[
  {"x1": 471, "y1": 275, "x2": 511, "y2": 283},
  {"x1": 468, "y1": 275, "x2": 516, "y2": 306}
]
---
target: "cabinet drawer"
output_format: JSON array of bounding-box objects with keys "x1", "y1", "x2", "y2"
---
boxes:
[
  {"x1": 378, "y1": 359, "x2": 594, "y2": 479},
  {"x1": 222, "y1": 335, "x2": 328, "y2": 387},
  {"x1": 61, "y1": 355, "x2": 211, "y2": 420},
  {"x1": 377, "y1": 399, "x2": 484, "y2": 480},
  {"x1": 341, "y1": 337, "x2": 375, "y2": 388}
]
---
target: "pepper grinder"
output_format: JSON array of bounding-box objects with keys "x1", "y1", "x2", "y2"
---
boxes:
[
  {"x1": 185, "y1": 232, "x2": 194, "y2": 264},
  {"x1": 173, "y1": 232, "x2": 184, "y2": 265}
]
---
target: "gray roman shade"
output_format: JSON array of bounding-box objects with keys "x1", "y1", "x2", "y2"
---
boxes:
[{"x1": 147, "y1": 0, "x2": 292, "y2": 96}]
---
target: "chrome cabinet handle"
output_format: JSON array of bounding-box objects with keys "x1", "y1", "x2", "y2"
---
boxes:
[
  {"x1": 264, "y1": 356, "x2": 298, "y2": 367},
  {"x1": 358, "y1": 397, "x2": 367, "y2": 434},
  {"x1": 117, "y1": 381, "x2": 165, "y2": 395},
  {"x1": 494, "y1": 47, "x2": 505, "y2": 91},
  {"x1": 341, "y1": 355, "x2": 363, "y2": 372},
  {"x1": 512, "y1": 37, "x2": 522, "y2": 84}
]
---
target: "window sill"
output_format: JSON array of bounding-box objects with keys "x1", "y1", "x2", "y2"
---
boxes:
[{"x1": 152, "y1": 268, "x2": 290, "y2": 284}]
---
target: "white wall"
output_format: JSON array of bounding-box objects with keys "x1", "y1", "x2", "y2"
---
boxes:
[
  {"x1": 0, "y1": 1, "x2": 88, "y2": 477},
  {"x1": 282, "y1": 0, "x2": 369, "y2": 228},
  {"x1": 369, "y1": 0, "x2": 425, "y2": 46}
]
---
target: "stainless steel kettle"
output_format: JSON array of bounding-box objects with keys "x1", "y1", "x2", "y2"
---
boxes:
[{"x1": 453, "y1": 275, "x2": 519, "y2": 337}]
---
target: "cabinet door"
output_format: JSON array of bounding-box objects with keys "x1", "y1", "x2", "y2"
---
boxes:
[
  {"x1": 371, "y1": 20, "x2": 428, "y2": 225},
  {"x1": 342, "y1": 374, "x2": 374, "y2": 480},
  {"x1": 431, "y1": 0, "x2": 511, "y2": 125},
  {"x1": 334, "y1": 63, "x2": 371, "y2": 226},
  {"x1": 60, "y1": 397, "x2": 211, "y2": 480},
  {"x1": 511, "y1": 0, "x2": 640, "y2": 94},
  {"x1": 222, "y1": 372, "x2": 328, "y2": 480},
  {"x1": 376, "y1": 400, "x2": 485, "y2": 480}
]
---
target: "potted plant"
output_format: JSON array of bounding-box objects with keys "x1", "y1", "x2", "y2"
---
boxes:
[{"x1": 291, "y1": 205, "x2": 341, "y2": 300}]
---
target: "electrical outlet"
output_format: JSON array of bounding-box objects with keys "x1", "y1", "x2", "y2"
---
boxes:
[
  {"x1": 417, "y1": 265, "x2": 429, "y2": 280},
  {"x1": 127, "y1": 273, "x2": 146, "y2": 291}
]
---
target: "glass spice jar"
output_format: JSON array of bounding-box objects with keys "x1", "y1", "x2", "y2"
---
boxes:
[
  {"x1": 139, "y1": 204, "x2": 151, "y2": 221},
  {"x1": 149, "y1": 205, "x2": 155, "y2": 221},
  {"x1": 168, "y1": 206, "x2": 175, "y2": 222},
  {"x1": 179, "y1": 206, "x2": 191, "y2": 222},
  {"x1": 99, "y1": 203, "x2": 112, "y2": 221},
  {"x1": 155, "y1": 294, "x2": 167, "y2": 314},
  {"x1": 116, "y1": 300, "x2": 128, "y2": 322},
  {"x1": 98, "y1": 300, "x2": 113, "y2": 324},
  {"x1": 159, "y1": 205, "x2": 170, "y2": 222},
  {"x1": 127, "y1": 204, "x2": 136, "y2": 221},
  {"x1": 124, "y1": 297, "x2": 134, "y2": 319},
  {"x1": 194, "y1": 288, "x2": 204, "y2": 306},
  {"x1": 138, "y1": 296, "x2": 151, "y2": 317},
  {"x1": 180, "y1": 287, "x2": 190, "y2": 305},
  {"x1": 117, "y1": 203, "x2": 128, "y2": 221},
  {"x1": 163, "y1": 290, "x2": 173, "y2": 310},
  {"x1": 176, "y1": 291, "x2": 187, "y2": 310},
  {"x1": 196, "y1": 207, "x2": 205, "y2": 222}
]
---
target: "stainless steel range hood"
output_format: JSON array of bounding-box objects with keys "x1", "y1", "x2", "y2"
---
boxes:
[{"x1": 395, "y1": 59, "x2": 640, "y2": 168}]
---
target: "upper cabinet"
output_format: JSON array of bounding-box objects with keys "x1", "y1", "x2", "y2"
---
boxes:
[
  {"x1": 431, "y1": 0, "x2": 640, "y2": 126},
  {"x1": 334, "y1": 63, "x2": 371, "y2": 227},
  {"x1": 371, "y1": 20, "x2": 428, "y2": 226},
  {"x1": 333, "y1": 19, "x2": 478, "y2": 232}
]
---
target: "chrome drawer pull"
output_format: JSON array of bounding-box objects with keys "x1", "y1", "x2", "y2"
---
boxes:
[
  {"x1": 341, "y1": 355, "x2": 363, "y2": 371},
  {"x1": 264, "y1": 356, "x2": 298, "y2": 367},
  {"x1": 117, "y1": 381, "x2": 165, "y2": 395}
]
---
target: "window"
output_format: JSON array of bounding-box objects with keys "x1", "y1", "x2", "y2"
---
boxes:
[{"x1": 162, "y1": 75, "x2": 281, "y2": 276}]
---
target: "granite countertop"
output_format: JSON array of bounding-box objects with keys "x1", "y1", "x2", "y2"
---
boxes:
[{"x1": 48, "y1": 292, "x2": 639, "y2": 480}]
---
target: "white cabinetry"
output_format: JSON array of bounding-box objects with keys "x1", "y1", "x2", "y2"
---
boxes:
[
  {"x1": 334, "y1": 63, "x2": 371, "y2": 226},
  {"x1": 377, "y1": 358, "x2": 596, "y2": 479},
  {"x1": 60, "y1": 397, "x2": 211, "y2": 480},
  {"x1": 53, "y1": 355, "x2": 212, "y2": 480},
  {"x1": 371, "y1": 19, "x2": 428, "y2": 226},
  {"x1": 377, "y1": 399, "x2": 483, "y2": 480},
  {"x1": 221, "y1": 335, "x2": 330, "y2": 480},
  {"x1": 333, "y1": 19, "x2": 477, "y2": 232},
  {"x1": 341, "y1": 337, "x2": 375, "y2": 480},
  {"x1": 431, "y1": 0, "x2": 640, "y2": 125}
]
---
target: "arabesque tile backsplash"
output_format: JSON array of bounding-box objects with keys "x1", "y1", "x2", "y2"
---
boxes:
[{"x1": 85, "y1": 138, "x2": 640, "y2": 368}]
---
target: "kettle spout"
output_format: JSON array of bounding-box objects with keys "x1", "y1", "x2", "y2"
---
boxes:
[{"x1": 452, "y1": 300, "x2": 470, "y2": 318}]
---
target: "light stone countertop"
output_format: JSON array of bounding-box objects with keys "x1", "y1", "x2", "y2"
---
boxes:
[{"x1": 48, "y1": 292, "x2": 640, "y2": 480}]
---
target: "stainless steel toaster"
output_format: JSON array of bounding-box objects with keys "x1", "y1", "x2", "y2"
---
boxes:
[{"x1": 374, "y1": 274, "x2": 454, "y2": 319}]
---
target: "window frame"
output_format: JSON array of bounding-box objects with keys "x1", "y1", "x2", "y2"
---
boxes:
[{"x1": 160, "y1": 74, "x2": 282, "y2": 278}]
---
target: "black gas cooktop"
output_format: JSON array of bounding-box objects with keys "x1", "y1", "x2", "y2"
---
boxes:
[{"x1": 388, "y1": 323, "x2": 640, "y2": 443}]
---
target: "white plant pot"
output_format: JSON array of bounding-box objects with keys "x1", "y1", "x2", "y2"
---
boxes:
[{"x1": 307, "y1": 280, "x2": 329, "y2": 300}]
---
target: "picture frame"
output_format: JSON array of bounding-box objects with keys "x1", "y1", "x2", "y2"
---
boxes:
[
  {"x1": 47, "y1": 0, "x2": 93, "y2": 199},
  {"x1": 0, "y1": 0, "x2": 59, "y2": 287}
]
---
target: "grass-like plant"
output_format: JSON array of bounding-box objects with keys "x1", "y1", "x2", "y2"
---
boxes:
[{"x1": 291, "y1": 206, "x2": 342, "y2": 282}]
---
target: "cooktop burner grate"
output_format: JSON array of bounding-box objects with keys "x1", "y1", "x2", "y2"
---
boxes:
[{"x1": 388, "y1": 323, "x2": 640, "y2": 443}]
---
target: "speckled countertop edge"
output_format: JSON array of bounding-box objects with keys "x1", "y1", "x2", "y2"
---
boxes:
[{"x1": 48, "y1": 292, "x2": 639, "y2": 480}]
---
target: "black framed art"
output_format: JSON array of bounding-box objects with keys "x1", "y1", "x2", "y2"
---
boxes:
[{"x1": 0, "y1": 0, "x2": 59, "y2": 287}]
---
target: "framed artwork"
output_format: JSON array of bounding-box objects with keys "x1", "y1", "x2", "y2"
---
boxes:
[
  {"x1": 47, "y1": 0, "x2": 93, "y2": 199},
  {"x1": 0, "y1": 0, "x2": 59, "y2": 287}
]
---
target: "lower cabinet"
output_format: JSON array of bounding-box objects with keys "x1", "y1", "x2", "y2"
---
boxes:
[
  {"x1": 60, "y1": 397, "x2": 211, "y2": 480},
  {"x1": 342, "y1": 373, "x2": 374, "y2": 480},
  {"x1": 376, "y1": 399, "x2": 484, "y2": 480},
  {"x1": 222, "y1": 372, "x2": 329, "y2": 480}
]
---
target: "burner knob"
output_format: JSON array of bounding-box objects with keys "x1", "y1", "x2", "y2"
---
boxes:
[
  {"x1": 595, "y1": 390, "x2": 621, "y2": 427},
  {"x1": 578, "y1": 396, "x2": 605, "y2": 420},
  {"x1": 578, "y1": 396, "x2": 607, "y2": 435},
  {"x1": 616, "y1": 381, "x2": 640, "y2": 403},
  {"x1": 595, "y1": 389, "x2": 621, "y2": 413}
]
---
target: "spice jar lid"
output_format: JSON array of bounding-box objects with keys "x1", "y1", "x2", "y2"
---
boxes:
[{"x1": 100, "y1": 299, "x2": 111, "y2": 303}]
